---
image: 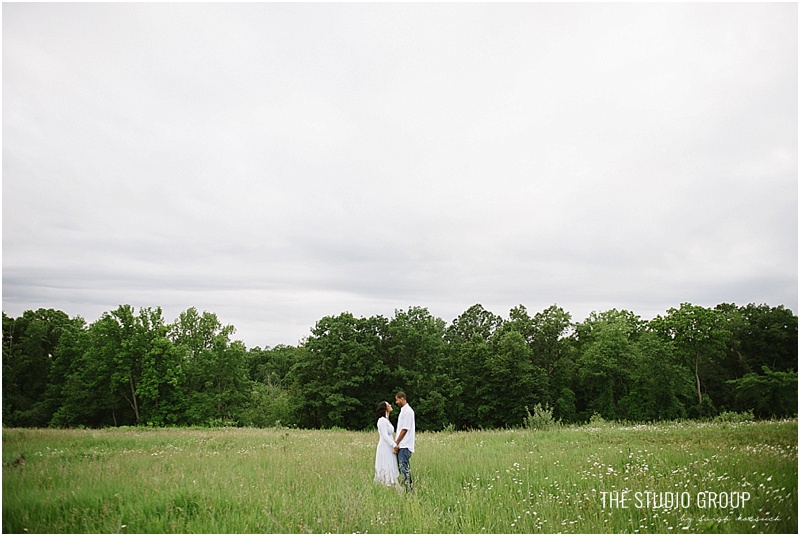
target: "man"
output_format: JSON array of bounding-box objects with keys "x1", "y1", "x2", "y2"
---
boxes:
[{"x1": 393, "y1": 391, "x2": 415, "y2": 492}]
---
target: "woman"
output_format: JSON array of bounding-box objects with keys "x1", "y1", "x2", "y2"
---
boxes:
[{"x1": 374, "y1": 400, "x2": 400, "y2": 486}]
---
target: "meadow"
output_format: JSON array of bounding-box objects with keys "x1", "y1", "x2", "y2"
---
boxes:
[{"x1": 2, "y1": 419, "x2": 797, "y2": 534}]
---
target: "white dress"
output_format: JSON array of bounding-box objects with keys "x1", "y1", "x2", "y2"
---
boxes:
[{"x1": 374, "y1": 416, "x2": 399, "y2": 486}]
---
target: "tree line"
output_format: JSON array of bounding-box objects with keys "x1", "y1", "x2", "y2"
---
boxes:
[{"x1": 2, "y1": 302, "x2": 797, "y2": 431}]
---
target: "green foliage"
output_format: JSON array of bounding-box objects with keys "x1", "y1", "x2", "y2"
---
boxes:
[
  {"x1": 529, "y1": 305, "x2": 573, "y2": 374},
  {"x1": 688, "y1": 394, "x2": 718, "y2": 419},
  {"x1": 735, "y1": 304, "x2": 798, "y2": 372},
  {"x1": 444, "y1": 304, "x2": 503, "y2": 345},
  {"x1": 445, "y1": 332, "x2": 491, "y2": 429},
  {"x1": 523, "y1": 403, "x2": 558, "y2": 430},
  {"x1": 650, "y1": 303, "x2": 730, "y2": 407},
  {"x1": 553, "y1": 387, "x2": 577, "y2": 423},
  {"x1": 291, "y1": 312, "x2": 389, "y2": 429},
  {"x1": 2, "y1": 309, "x2": 76, "y2": 426},
  {"x1": 589, "y1": 412, "x2": 607, "y2": 426},
  {"x1": 713, "y1": 409, "x2": 755, "y2": 423},
  {"x1": 479, "y1": 330, "x2": 540, "y2": 427},
  {"x1": 387, "y1": 307, "x2": 452, "y2": 431},
  {"x1": 137, "y1": 335, "x2": 186, "y2": 426},
  {"x1": 171, "y1": 309, "x2": 250, "y2": 425},
  {"x1": 574, "y1": 309, "x2": 642, "y2": 420},
  {"x1": 2, "y1": 301, "x2": 798, "y2": 430},
  {"x1": 241, "y1": 383, "x2": 296, "y2": 428},
  {"x1": 617, "y1": 332, "x2": 692, "y2": 422},
  {"x1": 247, "y1": 344, "x2": 298, "y2": 387},
  {"x1": 727, "y1": 367, "x2": 798, "y2": 418}
]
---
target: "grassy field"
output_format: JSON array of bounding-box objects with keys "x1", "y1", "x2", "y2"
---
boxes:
[{"x1": 2, "y1": 419, "x2": 797, "y2": 533}]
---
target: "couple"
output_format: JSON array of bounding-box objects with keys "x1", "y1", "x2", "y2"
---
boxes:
[{"x1": 374, "y1": 391, "x2": 415, "y2": 492}]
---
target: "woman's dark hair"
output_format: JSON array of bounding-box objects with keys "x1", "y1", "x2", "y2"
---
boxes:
[{"x1": 375, "y1": 401, "x2": 389, "y2": 423}]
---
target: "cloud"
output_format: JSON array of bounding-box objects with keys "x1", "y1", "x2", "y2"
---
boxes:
[{"x1": 3, "y1": 2, "x2": 796, "y2": 347}]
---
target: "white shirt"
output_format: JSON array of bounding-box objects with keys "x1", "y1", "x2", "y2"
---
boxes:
[{"x1": 396, "y1": 403, "x2": 415, "y2": 452}]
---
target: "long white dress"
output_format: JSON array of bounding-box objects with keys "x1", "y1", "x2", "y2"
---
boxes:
[{"x1": 374, "y1": 416, "x2": 399, "y2": 486}]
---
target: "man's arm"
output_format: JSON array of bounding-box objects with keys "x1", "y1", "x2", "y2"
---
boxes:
[{"x1": 394, "y1": 428, "x2": 407, "y2": 454}]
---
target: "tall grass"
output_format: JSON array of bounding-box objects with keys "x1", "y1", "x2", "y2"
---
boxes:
[{"x1": 3, "y1": 419, "x2": 796, "y2": 533}]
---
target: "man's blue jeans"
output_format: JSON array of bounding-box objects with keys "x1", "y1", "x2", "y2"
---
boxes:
[{"x1": 397, "y1": 448, "x2": 413, "y2": 491}]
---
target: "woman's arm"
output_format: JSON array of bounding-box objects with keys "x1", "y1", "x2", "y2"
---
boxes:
[{"x1": 378, "y1": 418, "x2": 397, "y2": 450}]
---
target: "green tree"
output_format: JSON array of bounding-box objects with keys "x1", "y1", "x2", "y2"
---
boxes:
[
  {"x1": 446, "y1": 333, "x2": 492, "y2": 429},
  {"x1": 650, "y1": 304, "x2": 729, "y2": 412},
  {"x1": 387, "y1": 307, "x2": 452, "y2": 431},
  {"x1": 113, "y1": 306, "x2": 168, "y2": 423},
  {"x1": 2, "y1": 309, "x2": 74, "y2": 426},
  {"x1": 445, "y1": 304, "x2": 503, "y2": 345},
  {"x1": 243, "y1": 344, "x2": 303, "y2": 428},
  {"x1": 736, "y1": 304, "x2": 798, "y2": 372},
  {"x1": 444, "y1": 304, "x2": 502, "y2": 429},
  {"x1": 41, "y1": 315, "x2": 89, "y2": 426},
  {"x1": 203, "y1": 338, "x2": 250, "y2": 424},
  {"x1": 242, "y1": 382, "x2": 296, "y2": 427},
  {"x1": 619, "y1": 331, "x2": 693, "y2": 421},
  {"x1": 553, "y1": 387, "x2": 578, "y2": 423},
  {"x1": 71, "y1": 305, "x2": 171, "y2": 425},
  {"x1": 727, "y1": 366, "x2": 798, "y2": 418},
  {"x1": 291, "y1": 312, "x2": 389, "y2": 429},
  {"x1": 529, "y1": 305, "x2": 573, "y2": 376},
  {"x1": 497, "y1": 305, "x2": 574, "y2": 412},
  {"x1": 137, "y1": 332, "x2": 185, "y2": 425},
  {"x1": 54, "y1": 316, "x2": 124, "y2": 426},
  {"x1": 2, "y1": 312, "x2": 14, "y2": 423},
  {"x1": 574, "y1": 310, "x2": 642, "y2": 420},
  {"x1": 247, "y1": 344, "x2": 300, "y2": 387},
  {"x1": 170, "y1": 308, "x2": 250, "y2": 425},
  {"x1": 479, "y1": 330, "x2": 541, "y2": 427},
  {"x1": 502, "y1": 305, "x2": 537, "y2": 346}
]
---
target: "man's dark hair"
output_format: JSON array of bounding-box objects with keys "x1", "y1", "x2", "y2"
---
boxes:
[{"x1": 395, "y1": 391, "x2": 407, "y2": 401}]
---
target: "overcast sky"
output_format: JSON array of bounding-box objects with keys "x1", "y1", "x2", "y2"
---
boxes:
[{"x1": 3, "y1": 2, "x2": 797, "y2": 348}]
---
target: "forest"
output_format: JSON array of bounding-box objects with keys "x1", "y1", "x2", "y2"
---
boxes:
[{"x1": 2, "y1": 302, "x2": 797, "y2": 431}]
